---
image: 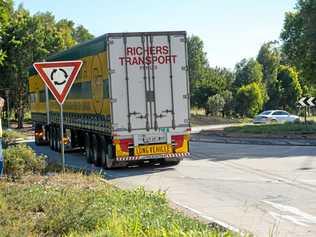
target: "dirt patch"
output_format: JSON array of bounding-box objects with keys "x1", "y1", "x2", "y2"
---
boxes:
[{"x1": 191, "y1": 115, "x2": 248, "y2": 126}]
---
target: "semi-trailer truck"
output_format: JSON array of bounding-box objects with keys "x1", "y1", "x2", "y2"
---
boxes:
[{"x1": 28, "y1": 31, "x2": 190, "y2": 169}]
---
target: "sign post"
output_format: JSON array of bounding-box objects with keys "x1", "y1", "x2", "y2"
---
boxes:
[
  {"x1": 33, "y1": 60, "x2": 83, "y2": 171},
  {"x1": 60, "y1": 104, "x2": 64, "y2": 171},
  {"x1": 298, "y1": 97, "x2": 315, "y2": 124},
  {"x1": 45, "y1": 86, "x2": 50, "y2": 125}
]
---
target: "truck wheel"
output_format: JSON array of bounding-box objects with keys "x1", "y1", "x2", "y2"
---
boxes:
[
  {"x1": 105, "y1": 143, "x2": 114, "y2": 169},
  {"x1": 84, "y1": 133, "x2": 93, "y2": 163},
  {"x1": 99, "y1": 136, "x2": 106, "y2": 167},
  {"x1": 34, "y1": 124, "x2": 42, "y2": 145},
  {"x1": 91, "y1": 134, "x2": 99, "y2": 165},
  {"x1": 34, "y1": 130, "x2": 40, "y2": 145}
]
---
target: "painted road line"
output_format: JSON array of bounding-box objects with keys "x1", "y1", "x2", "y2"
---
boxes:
[
  {"x1": 269, "y1": 211, "x2": 309, "y2": 227},
  {"x1": 172, "y1": 201, "x2": 244, "y2": 235},
  {"x1": 263, "y1": 200, "x2": 316, "y2": 227}
]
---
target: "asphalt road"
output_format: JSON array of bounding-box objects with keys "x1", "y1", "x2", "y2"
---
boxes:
[{"x1": 29, "y1": 141, "x2": 316, "y2": 237}]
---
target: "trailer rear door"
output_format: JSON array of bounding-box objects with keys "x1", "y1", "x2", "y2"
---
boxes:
[{"x1": 107, "y1": 32, "x2": 189, "y2": 134}]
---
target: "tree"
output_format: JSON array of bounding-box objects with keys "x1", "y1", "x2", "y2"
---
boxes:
[
  {"x1": 234, "y1": 58, "x2": 264, "y2": 88},
  {"x1": 187, "y1": 35, "x2": 209, "y2": 107},
  {"x1": 187, "y1": 35, "x2": 235, "y2": 113},
  {"x1": 257, "y1": 42, "x2": 281, "y2": 109},
  {"x1": 235, "y1": 82, "x2": 265, "y2": 117},
  {"x1": 257, "y1": 41, "x2": 280, "y2": 83},
  {"x1": 74, "y1": 25, "x2": 94, "y2": 43},
  {"x1": 207, "y1": 94, "x2": 225, "y2": 116},
  {"x1": 32, "y1": 12, "x2": 65, "y2": 58},
  {"x1": 281, "y1": 0, "x2": 316, "y2": 86},
  {"x1": 0, "y1": 0, "x2": 13, "y2": 65},
  {"x1": 0, "y1": 5, "x2": 94, "y2": 127},
  {"x1": 277, "y1": 65, "x2": 302, "y2": 110},
  {"x1": 1, "y1": 6, "x2": 46, "y2": 127},
  {"x1": 190, "y1": 67, "x2": 234, "y2": 112},
  {"x1": 56, "y1": 19, "x2": 77, "y2": 49},
  {"x1": 221, "y1": 90, "x2": 234, "y2": 116}
]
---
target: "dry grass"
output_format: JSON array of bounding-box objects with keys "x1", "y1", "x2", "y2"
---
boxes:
[{"x1": 0, "y1": 172, "x2": 234, "y2": 237}]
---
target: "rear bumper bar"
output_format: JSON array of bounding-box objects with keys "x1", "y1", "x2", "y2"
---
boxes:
[{"x1": 116, "y1": 152, "x2": 190, "y2": 161}]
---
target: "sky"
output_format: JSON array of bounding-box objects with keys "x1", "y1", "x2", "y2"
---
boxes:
[{"x1": 15, "y1": 0, "x2": 297, "y2": 69}]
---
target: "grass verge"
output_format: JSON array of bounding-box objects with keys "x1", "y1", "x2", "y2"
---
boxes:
[
  {"x1": 0, "y1": 172, "x2": 234, "y2": 237},
  {"x1": 224, "y1": 122, "x2": 316, "y2": 135}
]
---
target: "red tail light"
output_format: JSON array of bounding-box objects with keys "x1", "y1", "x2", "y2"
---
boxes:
[
  {"x1": 114, "y1": 139, "x2": 133, "y2": 152},
  {"x1": 171, "y1": 135, "x2": 184, "y2": 149}
]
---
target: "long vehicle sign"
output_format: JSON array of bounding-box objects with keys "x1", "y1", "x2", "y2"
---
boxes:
[{"x1": 135, "y1": 144, "x2": 172, "y2": 156}]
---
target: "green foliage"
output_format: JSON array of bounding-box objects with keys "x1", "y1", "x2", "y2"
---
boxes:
[
  {"x1": 257, "y1": 41, "x2": 280, "y2": 83},
  {"x1": 235, "y1": 82, "x2": 265, "y2": 117},
  {"x1": 257, "y1": 42, "x2": 282, "y2": 109},
  {"x1": 74, "y1": 25, "x2": 94, "y2": 43},
  {"x1": 187, "y1": 35, "x2": 234, "y2": 112},
  {"x1": 224, "y1": 122, "x2": 316, "y2": 135},
  {"x1": 277, "y1": 65, "x2": 302, "y2": 110},
  {"x1": 56, "y1": 19, "x2": 77, "y2": 48},
  {"x1": 207, "y1": 94, "x2": 225, "y2": 115},
  {"x1": 0, "y1": 0, "x2": 13, "y2": 65},
  {"x1": 3, "y1": 144, "x2": 45, "y2": 179},
  {"x1": 0, "y1": 173, "x2": 230, "y2": 237},
  {"x1": 222, "y1": 90, "x2": 234, "y2": 116},
  {"x1": 0, "y1": 5, "x2": 93, "y2": 128},
  {"x1": 234, "y1": 58, "x2": 263, "y2": 88},
  {"x1": 281, "y1": 0, "x2": 316, "y2": 87},
  {"x1": 187, "y1": 35, "x2": 209, "y2": 106}
]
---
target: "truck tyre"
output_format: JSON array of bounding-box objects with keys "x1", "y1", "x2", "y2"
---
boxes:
[
  {"x1": 105, "y1": 143, "x2": 114, "y2": 169},
  {"x1": 84, "y1": 133, "x2": 93, "y2": 163},
  {"x1": 34, "y1": 129, "x2": 40, "y2": 145},
  {"x1": 34, "y1": 124, "x2": 42, "y2": 145},
  {"x1": 91, "y1": 134, "x2": 99, "y2": 165},
  {"x1": 98, "y1": 136, "x2": 106, "y2": 167}
]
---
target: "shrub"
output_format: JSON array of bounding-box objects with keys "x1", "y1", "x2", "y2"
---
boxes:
[
  {"x1": 235, "y1": 82, "x2": 265, "y2": 117},
  {"x1": 3, "y1": 144, "x2": 45, "y2": 179},
  {"x1": 207, "y1": 94, "x2": 225, "y2": 115}
]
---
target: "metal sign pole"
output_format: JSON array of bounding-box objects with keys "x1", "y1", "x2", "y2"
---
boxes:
[
  {"x1": 60, "y1": 104, "x2": 65, "y2": 172},
  {"x1": 45, "y1": 86, "x2": 50, "y2": 124}
]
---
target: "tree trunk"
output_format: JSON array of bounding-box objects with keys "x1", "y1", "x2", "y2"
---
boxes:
[{"x1": 17, "y1": 93, "x2": 24, "y2": 129}]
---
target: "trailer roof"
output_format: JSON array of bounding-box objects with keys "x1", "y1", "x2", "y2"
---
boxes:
[
  {"x1": 29, "y1": 34, "x2": 107, "y2": 76},
  {"x1": 29, "y1": 31, "x2": 186, "y2": 76}
]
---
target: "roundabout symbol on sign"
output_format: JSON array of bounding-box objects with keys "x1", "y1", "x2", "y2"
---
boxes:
[{"x1": 50, "y1": 68, "x2": 68, "y2": 86}]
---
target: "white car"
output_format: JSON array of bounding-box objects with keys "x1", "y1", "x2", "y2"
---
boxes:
[{"x1": 253, "y1": 110, "x2": 300, "y2": 124}]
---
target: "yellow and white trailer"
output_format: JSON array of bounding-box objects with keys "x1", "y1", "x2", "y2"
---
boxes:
[{"x1": 29, "y1": 31, "x2": 190, "y2": 168}]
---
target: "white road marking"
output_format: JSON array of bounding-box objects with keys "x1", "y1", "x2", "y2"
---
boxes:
[
  {"x1": 300, "y1": 179, "x2": 316, "y2": 183},
  {"x1": 173, "y1": 201, "x2": 242, "y2": 234},
  {"x1": 263, "y1": 200, "x2": 316, "y2": 227},
  {"x1": 269, "y1": 211, "x2": 308, "y2": 227}
]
